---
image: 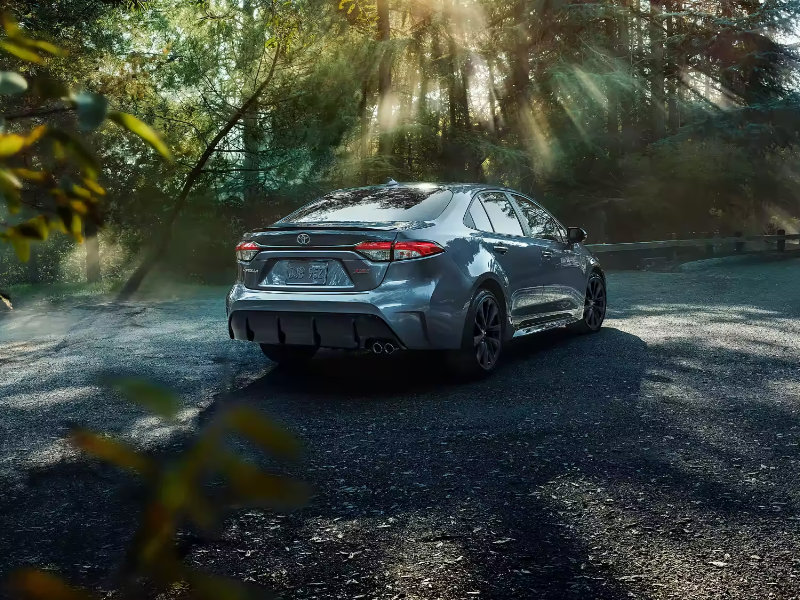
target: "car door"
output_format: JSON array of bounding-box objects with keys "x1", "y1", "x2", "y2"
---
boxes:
[
  {"x1": 475, "y1": 191, "x2": 546, "y2": 327},
  {"x1": 542, "y1": 212, "x2": 585, "y2": 312},
  {"x1": 510, "y1": 194, "x2": 577, "y2": 319}
]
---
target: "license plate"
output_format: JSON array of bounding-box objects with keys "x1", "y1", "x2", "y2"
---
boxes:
[{"x1": 286, "y1": 260, "x2": 328, "y2": 285}]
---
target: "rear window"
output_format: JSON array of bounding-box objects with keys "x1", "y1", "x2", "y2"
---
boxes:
[{"x1": 280, "y1": 186, "x2": 454, "y2": 223}]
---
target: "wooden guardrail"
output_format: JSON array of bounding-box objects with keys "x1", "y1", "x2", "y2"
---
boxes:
[
  {"x1": 585, "y1": 231, "x2": 800, "y2": 269},
  {"x1": 587, "y1": 232, "x2": 800, "y2": 253}
]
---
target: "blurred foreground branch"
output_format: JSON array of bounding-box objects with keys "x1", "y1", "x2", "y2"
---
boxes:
[{"x1": 8, "y1": 379, "x2": 307, "y2": 600}]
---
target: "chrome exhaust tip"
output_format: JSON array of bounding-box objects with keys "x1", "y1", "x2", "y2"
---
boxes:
[
  {"x1": 371, "y1": 341, "x2": 384, "y2": 355},
  {"x1": 383, "y1": 342, "x2": 396, "y2": 355}
]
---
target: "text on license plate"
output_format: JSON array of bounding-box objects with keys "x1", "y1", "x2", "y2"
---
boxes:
[{"x1": 286, "y1": 261, "x2": 328, "y2": 284}]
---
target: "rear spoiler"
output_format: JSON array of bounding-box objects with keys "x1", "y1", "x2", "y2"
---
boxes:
[{"x1": 255, "y1": 221, "x2": 435, "y2": 232}]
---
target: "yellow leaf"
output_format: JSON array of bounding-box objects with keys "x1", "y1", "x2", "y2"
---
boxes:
[
  {"x1": 1, "y1": 12, "x2": 21, "y2": 38},
  {"x1": 25, "y1": 124, "x2": 47, "y2": 146},
  {"x1": 70, "y1": 212, "x2": 83, "y2": 242},
  {"x1": 113, "y1": 378, "x2": 181, "y2": 419},
  {"x1": 69, "y1": 200, "x2": 88, "y2": 215},
  {"x1": 50, "y1": 187, "x2": 68, "y2": 202},
  {"x1": 15, "y1": 215, "x2": 49, "y2": 241},
  {"x1": 0, "y1": 134, "x2": 26, "y2": 157},
  {"x1": 0, "y1": 168, "x2": 22, "y2": 190},
  {"x1": 8, "y1": 568, "x2": 95, "y2": 600},
  {"x1": 107, "y1": 111, "x2": 172, "y2": 161},
  {"x1": 0, "y1": 168, "x2": 22, "y2": 214},
  {"x1": 69, "y1": 430, "x2": 153, "y2": 475},
  {"x1": 0, "y1": 40, "x2": 42, "y2": 63},
  {"x1": 225, "y1": 407, "x2": 301, "y2": 458},
  {"x1": 11, "y1": 168, "x2": 46, "y2": 182},
  {"x1": 82, "y1": 178, "x2": 106, "y2": 196},
  {"x1": 70, "y1": 185, "x2": 92, "y2": 200},
  {"x1": 7, "y1": 232, "x2": 30, "y2": 261},
  {"x1": 29, "y1": 39, "x2": 65, "y2": 56},
  {"x1": 49, "y1": 218, "x2": 67, "y2": 234},
  {"x1": 222, "y1": 454, "x2": 309, "y2": 507},
  {"x1": 52, "y1": 139, "x2": 66, "y2": 161}
]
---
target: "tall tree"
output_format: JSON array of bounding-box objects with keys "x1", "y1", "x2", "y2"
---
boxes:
[
  {"x1": 376, "y1": 0, "x2": 393, "y2": 171},
  {"x1": 651, "y1": 0, "x2": 667, "y2": 139}
]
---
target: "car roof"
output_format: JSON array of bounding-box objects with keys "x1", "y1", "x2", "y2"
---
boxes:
[{"x1": 328, "y1": 182, "x2": 521, "y2": 196}]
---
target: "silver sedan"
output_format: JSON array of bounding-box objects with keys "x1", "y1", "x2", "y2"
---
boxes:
[{"x1": 227, "y1": 182, "x2": 606, "y2": 376}]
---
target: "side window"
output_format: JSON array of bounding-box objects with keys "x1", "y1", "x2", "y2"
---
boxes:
[
  {"x1": 546, "y1": 217, "x2": 567, "y2": 244},
  {"x1": 480, "y1": 192, "x2": 524, "y2": 236},
  {"x1": 467, "y1": 199, "x2": 494, "y2": 232},
  {"x1": 513, "y1": 195, "x2": 549, "y2": 239},
  {"x1": 513, "y1": 195, "x2": 565, "y2": 243}
]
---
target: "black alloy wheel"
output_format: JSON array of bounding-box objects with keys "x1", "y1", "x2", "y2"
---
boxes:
[
  {"x1": 447, "y1": 288, "x2": 505, "y2": 377},
  {"x1": 570, "y1": 273, "x2": 606, "y2": 333},
  {"x1": 473, "y1": 292, "x2": 503, "y2": 370}
]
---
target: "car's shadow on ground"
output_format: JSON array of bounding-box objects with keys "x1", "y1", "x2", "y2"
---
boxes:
[
  {"x1": 206, "y1": 316, "x2": 800, "y2": 599},
  {"x1": 238, "y1": 326, "x2": 609, "y2": 400},
  {"x1": 204, "y1": 327, "x2": 650, "y2": 599}
]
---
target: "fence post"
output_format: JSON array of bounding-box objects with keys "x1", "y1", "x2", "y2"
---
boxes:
[
  {"x1": 777, "y1": 229, "x2": 786, "y2": 252},
  {"x1": 734, "y1": 231, "x2": 744, "y2": 253}
]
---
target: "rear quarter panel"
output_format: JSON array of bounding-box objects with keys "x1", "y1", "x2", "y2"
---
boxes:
[{"x1": 393, "y1": 216, "x2": 512, "y2": 349}]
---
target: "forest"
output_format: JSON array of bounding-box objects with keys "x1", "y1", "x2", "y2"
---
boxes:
[{"x1": 1, "y1": 0, "x2": 799, "y2": 290}]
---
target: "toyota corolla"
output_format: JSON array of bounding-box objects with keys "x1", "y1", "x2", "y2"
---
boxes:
[{"x1": 227, "y1": 182, "x2": 606, "y2": 375}]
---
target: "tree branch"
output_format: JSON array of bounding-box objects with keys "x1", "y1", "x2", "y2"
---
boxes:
[{"x1": 117, "y1": 44, "x2": 284, "y2": 301}]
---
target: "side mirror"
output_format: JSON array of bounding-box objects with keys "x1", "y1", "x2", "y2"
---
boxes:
[{"x1": 567, "y1": 227, "x2": 587, "y2": 244}]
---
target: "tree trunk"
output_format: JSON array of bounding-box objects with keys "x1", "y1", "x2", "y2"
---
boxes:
[
  {"x1": 85, "y1": 220, "x2": 101, "y2": 283},
  {"x1": 666, "y1": 0, "x2": 681, "y2": 133},
  {"x1": 116, "y1": 47, "x2": 283, "y2": 302},
  {"x1": 358, "y1": 78, "x2": 371, "y2": 186},
  {"x1": 507, "y1": 0, "x2": 536, "y2": 191},
  {"x1": 619, "y1": 0, "x2": 635, "y2": 150},
  {"x1": 376, "y1": 0, "x2": 393, "y2": 170},
  {"x1": 633, "y1": 0, "x2": 644, "y2": 141},
  {"x1": 242, "y1": 113, "x2": 261, "y2": 204},
  {"x1": 651, "y1": 0, "x2": 667, "y2": 140},
  {"x1": 241, "y1": 0, "x2": 261, "y2": 205},
  {"x1": 487, "y1": 60, "x2": 499, "y2": 133},
  {"x1": 606, "y1": 7, "x2": 620, "y2": 161},
  {"x1": 442, "y1": 0, "x2": 472, "y2": 178}
]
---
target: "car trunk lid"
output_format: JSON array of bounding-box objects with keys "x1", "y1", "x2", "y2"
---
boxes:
[{"x1": 242, "y1": 225, "x2": 401, "y2": 292}]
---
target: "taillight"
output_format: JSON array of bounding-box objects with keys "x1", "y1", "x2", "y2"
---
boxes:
[
  {"x1": 235, "y1": 241, "x2": 260, "y2": 262},
  {"x1": 354, "y1": 240, "x2": 444, "y2": 262},
  {"x1": 393, "y1": 241, "x2": 444, "y2": 260},
  {"x1": 354, "y1": 241, "x2": 393, "y2": 261}
]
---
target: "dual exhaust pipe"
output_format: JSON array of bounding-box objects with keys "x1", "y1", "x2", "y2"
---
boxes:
[{"x1": 371, "y1": 340, "x2": 398, "y2": 355}]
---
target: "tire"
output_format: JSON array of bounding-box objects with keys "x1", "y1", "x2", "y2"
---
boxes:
[
  {"x1": 260, "y1": 344, "x2": 317, "y2": 366},
  {"x1": 447, "y1": 288, "x2": 504, "y2": 377},
  {"x1": 568, "y1": 272, "x2": 607, "y2": 334}
]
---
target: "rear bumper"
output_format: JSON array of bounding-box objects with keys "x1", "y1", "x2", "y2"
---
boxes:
[
  {"x1": 226, "y1": 282, "x2": 460, "y2": 350},
  {"x1": 228, "y1": 310, "x2": 401, "y2": 349}
]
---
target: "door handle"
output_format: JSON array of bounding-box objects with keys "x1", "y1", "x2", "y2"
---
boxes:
[
  {"x1": 493, "y1": 245, "x2": 509, "y2": 255},
  {"x1": 541, "y1": 250, "x2": 553, "y2": 259}
]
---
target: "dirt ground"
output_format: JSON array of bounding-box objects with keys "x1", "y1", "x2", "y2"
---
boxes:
[{"x1": 2, "y1": 258, "x2": 800, "y2": 599}]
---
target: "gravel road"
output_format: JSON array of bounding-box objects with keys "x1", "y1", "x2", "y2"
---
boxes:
[{"x1": 1, "y1": 257, "x2": 800, "y2": 599}]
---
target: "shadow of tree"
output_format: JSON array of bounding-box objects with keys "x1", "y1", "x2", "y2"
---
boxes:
[
  {"x1": 192, "y1": 304, "x2": 800, "y2": 598},
  {"x1": 5, "y1": 263, "x2": 800, "y2": 599}
]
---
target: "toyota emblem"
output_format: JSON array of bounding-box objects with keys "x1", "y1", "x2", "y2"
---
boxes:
[{"x1": 297, "y1": 233, "x2": 311, "y2": 245}]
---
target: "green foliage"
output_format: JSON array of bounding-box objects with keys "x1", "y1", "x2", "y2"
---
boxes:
[
  {"x1": 4, "y1": 0, "x2": 800, "y2": 284},
  {"x1": 0, "y1": 12, "x2": 171, "y2": 263},
  {"x1": 10, "y1": 379, "x2": 307, "y2": 600}
]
